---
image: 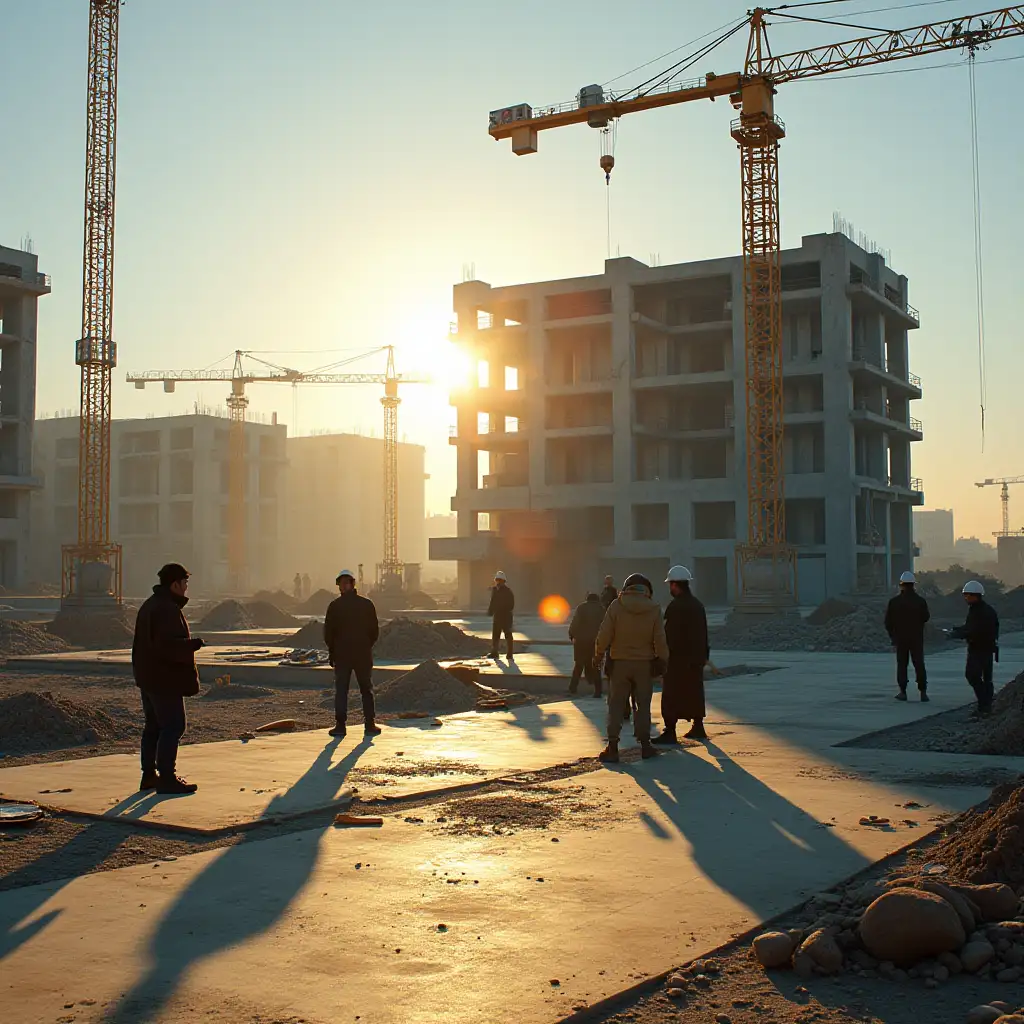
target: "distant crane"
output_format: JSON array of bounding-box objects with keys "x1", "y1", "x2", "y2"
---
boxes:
[
  {"x1": 976, "y1": 476, "x2": 1024, "y2": 537},
  {"x1": 127, "y1": 348, "x2": 429, "y2": 593}
]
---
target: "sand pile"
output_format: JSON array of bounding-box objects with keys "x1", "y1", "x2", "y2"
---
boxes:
[
  {"x1": 201, "y1": 682, "x2": 275, "y2": 700},
  {"x1": 244, "y1": 601, "x2": 299, "y2": 629},
  {"x1": 290, "y1": 620, "x2": 325, "y2": 649},
  {"x1": 0, "y1": 620, "x2": 69, "y2": 657},
  {"x1": 251, "y1": 589, "x2": 298, "y2": 611},
  {"x1": 375, "y1": 618, "x2": 490, "y2": 660},
  {"x1": 974, "y1": 671, "x2": 1024, "y2": 756},
  {"x1": 198, "y1": 600, "x2": 256, "y2": 631},
  {"x1": 47, "y1": 607, "x2": 134, "y2": 649},
  {"x1": 925, "y1": 776, "x2": 1024, "y2": 887},
  {"x1": 0, "y1": 691, "x2": 122, "y2": 752},
  {"x1": 298, "y1": 589, "x2": 335, "y2": 616},
  {"x1": 374, "y1": 660, "x2": 478, "y2": 714}
]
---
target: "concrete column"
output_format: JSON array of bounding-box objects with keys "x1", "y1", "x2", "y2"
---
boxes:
[{"x1": 610, "y1": 270, "x2": 634, "y2": 546}]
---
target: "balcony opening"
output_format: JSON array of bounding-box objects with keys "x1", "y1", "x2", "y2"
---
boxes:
[
  {"x1": 477, "y1": 361, "x2": 490, "y2": 388},
  {"x1": 781, "y1": 262, "x2": 821, "y2": 291},
  {"x1": 693, "y1": 501, "x2": 736, "y2": 540},
  {"x1": 545, "y1": 289, "x2": 612, "y2": 320},
  {"x1": 504, "y1": 366, "x2": 519, "y2": 391},
  {"x1": 505, "y1": 416, "x2": 519, "y2": 434},
  {"x1": 476, "y1": 512, "x2": 491, "y2": 532},
  {"x1": 633, "y1": 503, "x2": 669, "y2": 541}
]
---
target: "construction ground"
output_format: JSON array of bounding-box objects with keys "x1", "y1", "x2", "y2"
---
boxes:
[{"x1": 1, "y1": 602, "x2": 1023, "y2": 1024}]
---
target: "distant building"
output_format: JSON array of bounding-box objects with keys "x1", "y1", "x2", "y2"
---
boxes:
[
  {"x1": 32, "y1": 414, "x2": 287, "y2": 596},
  {"x1": 424, "y1": 512, "x2": 458, "y2": 579},
  {"x1": 953, "y1": 536, "x2": 996, "y2": 565},
  {"x1": 0, "y1": 244, "x2": 49, "y2": 588},
  {"x1": 285, "y1": 433, "x2": 425, "y2": 591},
  {"x1": 913, "y1": 508, "x2": 955, "y2": 562}
]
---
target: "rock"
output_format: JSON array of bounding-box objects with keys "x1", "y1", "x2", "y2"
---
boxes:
[
  {"x1": 694, "y1": 975, "x2": 711, "y2": 989},
  {"x1": 988, "y1": 1003, "x2": 1013, "y2": 1013},
  {"x1": 752, "y1": 931, "x2": 795, "y2": 969},
  {"x1": 859, "y1": 890, "x2": 966, "y2": 965},
  {"x1": 938, "y1": 951, "x2": 963, "y2": 974},
  {"x1": 793, "y1": 951, "x2": 815, "y2": 979},
  {"x1": 787, "y1": 928, "x2": 805, "y2": 948},
  {"x1": 993, "y1": 1017, "x2": 1024, "y2": 1024},
  {"x1": 915, "y1": 879, "x2": 980, "y2": 932},
  {"x1": 849, "y1": 950, "x2": 878, "y2": 970},
  {"x1": 966, "y1": 1005, "x2": 1003, "y2": 1024},
  {"x1": 891, "y1": 968, "x2": 909, "y2": 982},
  {"x1": 716, "y1": 1015, "x2": 732, "y2": 1024},
  {"x1": 666, "y1": 988, "x2": 685, "y2": 999},
  {"x1": 1005, "y1": 945, "x2": 1024, "y2": 967},
  {"x1": 950, "y1": 884, "x2": 1020, "y2": 923},
  {"x1": 933, "y1": 964, "x2": 950, "y2": 982},
  {"x1": 667, "y1": 973, "x2": 688, "y2": 988},
  {"x1": 799, "y1": 930, "x2": 843, "y2": 975},
  {"x1": 996, "y1": 967, "x2": 1022, "y2": 982},
  {"x1": 961, "y1": 940, "x2": 997, "y2": 973},
  {"x1": 925, "y1": 978, "x2": 938, "y2": 989}
]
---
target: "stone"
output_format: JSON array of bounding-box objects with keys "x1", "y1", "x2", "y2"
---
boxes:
[
  {"x1": 859, "y1": 890, "x2": 965, "y2": 966},
  {"x1": 793, "y1": 951, "x2": 815, "y2": 980},
  {"x1": 914, "y1": 879, "x2": 979, "y2": 933},
  {"x1": 950, "y1": 884, "x2": 1020, "y2": 923},
  {"x1": 933, "y1": 964, "x2": 950, "y2": 982},
  {"x1": 892, "y1": 968, "x2": 909, "y2": 982},
  {"x1": 716, "y1": 1015, "x2": 732, "y2": 1024},
  {"x1": 666, "y1": 988, "x2": 685, "y2": 999},
  {"x1": 667, "y1": 974, "x2": 688, "y2": 988},
  {"x1": 988, "y1": 1004, "x2": 1013, "y2": 1013},
  {"x1": 938, "y1": 951, "x2": 963, "y2": 975},
  {"x1": 993, "y1": 1017, "x2": 1024, "y2": 1024},
  {"x1": 849, "y1": 950, "x2": 878, "y2": 970},
  {"x1": 1005, "y1": 945, "x2": 1024, "y2": 967},
  {"x1": 787, "y1": 928, "x2": 805, "y2": 948},
  {"x1": 966, "y1": 1005, "x2": 1003, "y2": 1024},
  {"x1": 996, "y1": 967, "x2": 1022, "y2": 983},
  {"x1": 752, "y1": 932, "x2": 795, "y2": 969},
  {"x1": 799, "y1": 930, "x2": 844, "y2": 975},
  {"x1": 961, "y1": 941, "x2": 997, "y2": 973},
  {"x1": 925, "y1": 978, "x2": 938, "y2": 989}
]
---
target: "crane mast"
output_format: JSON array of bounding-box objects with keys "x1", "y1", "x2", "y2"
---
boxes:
[
  {"x1": 63, "y1": 0, "x2": 122, "y2": 606},
  {"x1": 380, "y1": 345, "x2": 402, "y2": 592}
]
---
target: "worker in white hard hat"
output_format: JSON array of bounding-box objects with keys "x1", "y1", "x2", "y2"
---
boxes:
[
  {"x1": 323, "y1": 569, "x2": 381, "y2": 739},
  {"x1": 884, "y1": 570, "x2": 931, "y2": 703},
  {"x1": 487, "y1": 571, "x2": 515, "y2": 660},
  {"x1": 949, "y1": 580, "x2": 1000, "y2": 716},
  {"x1": 654, "y1": 566, "x2": 710, "y2": 743}
]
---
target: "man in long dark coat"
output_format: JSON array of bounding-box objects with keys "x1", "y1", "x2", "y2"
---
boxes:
[{"x1": 654, "y1": 565, "x2": 709, "y2": 743}]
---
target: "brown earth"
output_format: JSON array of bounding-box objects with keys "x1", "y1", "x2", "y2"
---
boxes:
[{"x1": 0, "y1": 619, "x2": 69, "y2": 658}]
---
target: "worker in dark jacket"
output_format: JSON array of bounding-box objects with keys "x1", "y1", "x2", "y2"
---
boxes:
[
  {"x1": 654, "y1": 565, "x2": 710, "y2": 743},
  {"x1": 487, "y1": 571, "x2": 515, "y2": 660},
  {"x1": 323, "y1": 569, "x2": 381, "y2": 738},
  {"x1": 884, "y1": 570, "x2": 931, "y2": 702},
  {"x1": 131, "y1": 563, "x2": 205, "y2": 795},
  {"x1": 568, "y1": 593, "x2": 606, "y2": 696},
  {"x1": 950, "y1": 580, "x2": 1000, "y2": 717},
  {"x1": 600, "y1": 576, "x2": 618, "y2": 609}
]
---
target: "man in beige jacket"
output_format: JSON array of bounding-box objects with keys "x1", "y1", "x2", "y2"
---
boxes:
[{"x1": 594, "y1": 572, "x2": 669, "y2": 763}]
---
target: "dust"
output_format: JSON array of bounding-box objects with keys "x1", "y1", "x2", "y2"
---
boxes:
[{"x1": 437, "y1": 784, "x2": 607, "y2": 835}]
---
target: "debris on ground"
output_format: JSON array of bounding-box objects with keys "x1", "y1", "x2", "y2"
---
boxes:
[
  {"x1": 200, "y1": 678, "x2": 275, "y2": 700},
  {"x1": 806, "y1": 598, "x2": 858, "y2": 626},
  {"x1": 0, "y1": 620, "x2": 69, "y2": 658},
  {"x1": 243, "y1": 601, "x2": 299, "y2": 629},
  {"x1": 0, "y1": 691, "x2": 124, "y2": 752},
  {"x1": 46, "y1": 607, "x2": 134, "y2": 649},
  {"x1": 374, "y1": 618, "x2": 490, "y2": 660},
  {"x1": 197, "y1": 600, "x2": 256, "y2": 631},
  {"x1": 374, "y1": 660, "x2": 480, "y2": 714},
  {"x1": 437, "y1": 785, "x2": 603, "y2": 836}
]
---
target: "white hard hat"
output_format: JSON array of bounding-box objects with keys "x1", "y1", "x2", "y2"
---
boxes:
[
  {"x1": 899, "y1": 571, "x2": 916, "y2": 584},
  {"x1": 494, "y1": 570, "x2": 507, "y2": 581},
  {"x1": 335, "y1": 568, "x2": 355, "y2": 581},
  {"x1": 665, "y1": 565, "x2": 694, "y2": 583},
  {"x1": 962, "y1": 580, "x2": 985, "y2": 596}
]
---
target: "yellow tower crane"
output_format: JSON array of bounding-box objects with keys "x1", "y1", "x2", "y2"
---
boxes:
[
  {"x1": 488, "y1": 5, "x2": 1024, "y2": 607},
  {"x1": 127, "y1": 348, "x2": 428, "y2": 594},
  {"x1": 976, "y1": 476, "x2": 1024, "y2": 537}
]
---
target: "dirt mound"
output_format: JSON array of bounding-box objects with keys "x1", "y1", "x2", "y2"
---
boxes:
[
  {"x1": 375, "y1": 618, "x2": 490, "y2": 660},
  {"x1": 926, "y1": 777, "x2": 1024, "y2": 887},
  {"x1": 201, "y1": 682, "x2": 275, "y2": 700},
  {"x1": 251, "y1": 589, "x2": 298, "y2": 611},
  {"x1": 975, "y1": 671, "x2": 1024, "y2": 755},
  {"x1": 297, "y1": 589, "x2": 335, "y2": 616},
  {"x1": 0, "y1": 620, "x2": 69, "y2": 657},
  {"x1": 47, "y1": 607, "x2": 134, "y2": 649},
  {"x1": 198, "y1": 600, "x2": 256, "y2": 631},
  {"x1": 290, "y1": 620, "x2": 325, "y2": 649},
  {"x1": 0, "y1": 691, "x2": 123, "y2": 752},
  {"x1": 374, "y1": 660, "x2": 478, "y2": 714},
  {"x1": 244, "y1": 601, "x2": 298, "y2": 629},
  {"x1": 806, "y1": 598, "x2": 857, "y2": 627}
]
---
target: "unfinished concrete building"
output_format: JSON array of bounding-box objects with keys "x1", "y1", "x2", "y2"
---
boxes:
[
  {"x1": 32, "y1": 414, "x2": 287, "y2": 596},
  {"x1": 434, "y1": 232, "x2": 923, "y2": 608},
  {"x1": 0, "y1": 245, "x2": 49, "y2": 588}
]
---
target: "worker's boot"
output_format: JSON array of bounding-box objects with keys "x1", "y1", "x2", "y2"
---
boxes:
[
  {"x1": 328, "y1": 724, "x2": 347, "y2": 738},
  {"x1": 919, "y1": 689, "x2": 930, "y2": 703},
  {"x1": 597, "y1": 740, "x2": 619, "y2": 763},
  {"x1": 364, "y1": 722, "x2": 382, "y2": 737},
  {"x1": 652, "y1": 726, "x2": 678, "y2": 745},
  {"x1": 894, "y1": 689, "x2": 908, "y2": 702},
  {"x1": 684, "y1": 719, "x2": 708, "y2": 740},
  {"x1": 639, "y1": 739, "x2": 659, "y2": 759},
  {"x1": 155, "y1": 774, "x2": 198, "y2": 795},
  {"x1": 139, "y1": 770, "x2": 159, "y2": 792}
]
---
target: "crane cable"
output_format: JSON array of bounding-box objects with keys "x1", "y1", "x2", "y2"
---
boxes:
[{"x1": 968, "y1": 50, "x2": 988, "y2": 449}]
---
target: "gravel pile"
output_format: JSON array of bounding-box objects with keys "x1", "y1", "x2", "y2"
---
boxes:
[
  {"x1": 297, "y1": 589, "x2": 335, "y2": 616},
  {"x1": 197, "y1": 600, "x2": 256, "y2": 631},
  {"x1": 244, "y1": 601, "x2": 298, "y2": 629},
  {"x1": 375, "y1": 618, "x2": 490, "y2": 660},
  {"x1": 251, "y1": 589, "x2": 298, "y2": 611},
  {"x1": 0, "y1": 620, "x2": 69, "y2": 657},
  {"x1": 975, "y1": 671, "x2": 1024, "y2": 756},
  {"x1": 0, "y1": 691, "x2": 123, "y2": 752},
  {"x1": 374, "y1": 660, "x2": 479, "y2": 714},
  {"x1": 806, "y1": 598, "x2": 858, "y2": 626},
  {"x1": 290, "y1": 620, "x2": 325, "y2": 649},
  {"x1": 47, "y1": 607, "x2": 134, "y2": 649}
]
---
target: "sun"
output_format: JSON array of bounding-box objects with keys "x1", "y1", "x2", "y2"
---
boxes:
[{"x1": 425, "y1": 338, "x2": 472, "y2": 393}]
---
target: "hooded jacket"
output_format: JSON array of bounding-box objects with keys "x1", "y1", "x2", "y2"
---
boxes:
[
  {"x1": 131, "y1": 585, "x2": 201, "y2": 697},
  {"x1": 595, "y1": 589, "x2": 669, "y2": 663}
]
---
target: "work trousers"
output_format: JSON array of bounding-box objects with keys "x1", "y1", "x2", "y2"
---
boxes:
[
  {"x1": 569, "y1": 646, "x2": 600, "y2": 694},
  {"x1": 490, "y1": 619, "x2": 514, "y2": 658},
  {"x1": 140, "y1": 690, "x2": 187, "y2": 777},
  {"x1": 607, "y1": 659, "x2": 653, "y2": 743},
  {"x1": 895, "y1": 641, "x2": 927, "y2": 692},
  {"x1": 334, "y1": 657, "x2": 376, "y2": 727},
  {"x1": 965, "y1": 650, "x2": 995, "y2": 712}
]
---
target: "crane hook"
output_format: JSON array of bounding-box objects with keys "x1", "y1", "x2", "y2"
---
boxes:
[{"x1": 600, "y1": 154, "x2": 615, "y2": 183}]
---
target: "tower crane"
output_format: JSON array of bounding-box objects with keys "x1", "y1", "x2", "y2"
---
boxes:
[
  {"x1": 127, "y1": 348, "x2": 429, "y2": 594},
  {"x1": 975, "y1": 476, "x2": 1024, "y2": 537},
  {"x1": 488, "y1": 5, "x2": 1024, "y2": 606},
  {"x1": 63, "y1": 0, "x2": 123, "y2": 606}
]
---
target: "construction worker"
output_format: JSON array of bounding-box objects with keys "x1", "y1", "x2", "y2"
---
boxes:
[
  {"x1": 594, "y1": 572, "x2": 668, "y2": 762},
  {"x1": 131, "y1": 563, "x2": 205, "y2": 795},
  {"x1": 567, "y1": 592, "x2": 606, "y2": 696},
  {"x1": 487, "y1": 570, "x2": 515, "y2": 660},
  {"x1": 323, "y1": 569, "x2": 381, "y2": 738},
  {"x1": 655, "y1": 565, "x2": 709, "y2": 743},
  {"x1": 884, "y1": 570, "x2": 931, "y2": 702},
  {"x1": 293, "y1": 572, "x2": 303, "y2": 601},
  {"x1": 950, "y1": 580, "x2": 1000, "y2": 717},
  {"x1": 600, "y1": 575, "x2": 618, "y2": 609}
]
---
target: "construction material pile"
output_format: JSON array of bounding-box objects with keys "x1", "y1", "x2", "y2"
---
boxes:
[
  {"x1": 0, "y1": 691, "x2": 122, "y2": 752},
  {"x1": 975, "y1": 671, "x2": 1024, "y2": 757},
  {"x1": 374, "y1": 660, "x2": 479, "y2": 714},
  {"x1": 47, "y1": 607, "x2": 134, "y2": 649},
  {"x1": 297, "y1": 589, "x2": 335, "y2": 616},
  {"x1": 197, "y1": 600, "x2": 256, "y2": 631},
  {"x1": 289, "y1": 620, "x2": 325, "y2": 649},
  {"x1": 0, "y1": 620, "x2": 69, "y2": 658},
  {"x1": 200, "y1": 679, "x2": 275, "y2": 700},
  {"x1": 374, "y1": 618, "x2": 490, "y2": 660},
  {"x1": 244, "y1": 601, "x2": 299, "y2": 629},
  {"x1": 251, "y1": 589, "x2": 298, "y2": 611}
]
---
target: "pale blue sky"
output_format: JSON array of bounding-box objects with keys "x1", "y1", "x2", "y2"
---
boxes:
[{"x1": 2, "y1": 1, "x2": 1022, "y2": 532}]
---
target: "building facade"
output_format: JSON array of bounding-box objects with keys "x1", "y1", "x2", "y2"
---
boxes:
[
  {"x1": 0, "y1": 245, "x2": 49, "y2": 588},
  {"x1": 434, "y1": 232, "x2": 923, "y2": 608},
  {"x1": 913, "y1": 508, "x2": 955, "y2": 566},
  {"x1": 32, "y1": 414, "x2": 287, "y2": 596}
]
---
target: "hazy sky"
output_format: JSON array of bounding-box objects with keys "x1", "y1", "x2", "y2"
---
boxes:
[{"x1": 2, "y1": 1, "x2": 1022, "y2": 535}]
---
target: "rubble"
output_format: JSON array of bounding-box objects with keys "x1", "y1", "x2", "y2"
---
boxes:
[
  {"x1": 46, "y1": 607, "x2": 134, "y2": 649},
  {"x1": 806, "y1": 598, "x2": 857, "y2": 626},
  {"x1": 0, "y1": 620, "x2": 69, "y2": 658},
  {"x1": 197, "y1": 600, "x2": 256, "y2": 631},
  {"x1": 0, "y1": 691, "x2": 123, "y2": 752}
]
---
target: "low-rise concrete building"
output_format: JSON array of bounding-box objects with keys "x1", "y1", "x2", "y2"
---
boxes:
[
  {"x1": 434, "y1": 232, "x2": 923, "y2": 608},
  {"x1": 0, "y1": 245, "x2": 49, "y2": 588}
]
